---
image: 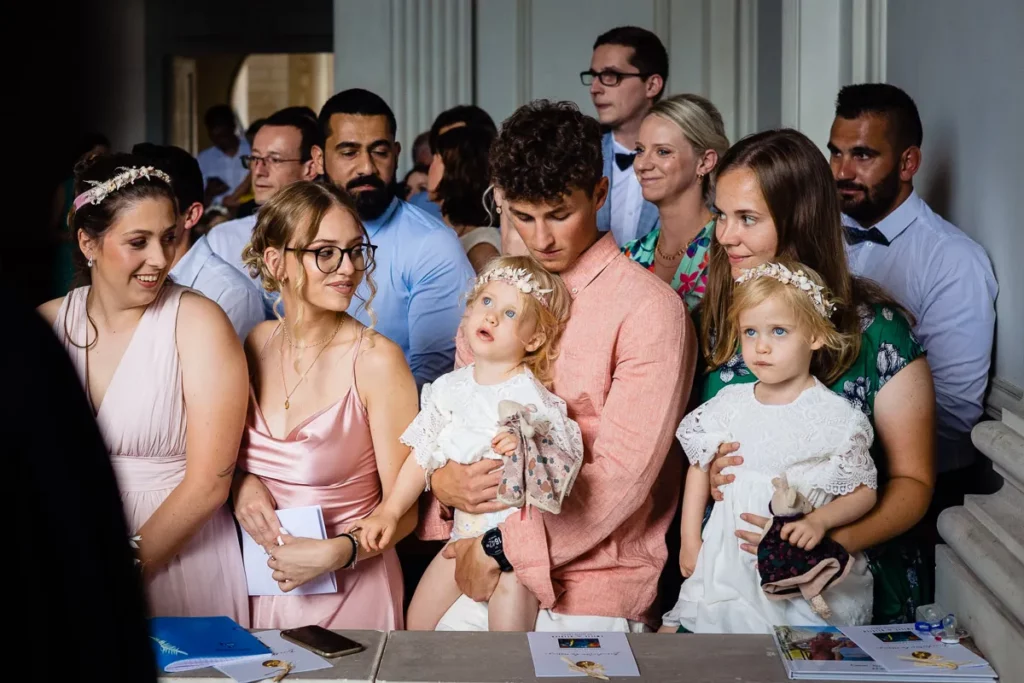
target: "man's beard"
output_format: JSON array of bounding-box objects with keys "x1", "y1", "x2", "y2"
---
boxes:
[
  {"x1": 836, "y1": 166, "x2": 901, "y2": 227},
  {"x1": 344, "y1": 175, "x2": 395, "y2": 221}
]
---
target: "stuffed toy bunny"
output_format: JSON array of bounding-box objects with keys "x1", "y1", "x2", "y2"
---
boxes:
[
  {"x1": 495, "y1": 399, "x2": 582, "y2": 514},
  {"x1": 756, "y1": 475, "x2": 853, "y2": 620}
]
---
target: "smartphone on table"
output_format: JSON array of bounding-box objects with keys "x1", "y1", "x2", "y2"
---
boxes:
[{"x1": 280, "y1": 625, "x2": 364, "y2": 658}]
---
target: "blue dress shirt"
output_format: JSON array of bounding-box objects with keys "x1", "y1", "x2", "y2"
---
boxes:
[
  {"x1": 352, "y1": 197, "x2": 475, "y2": 387},
  {"x1": 205, "y1": 214, "x2": 280, "y2": 319},
  {"x1": 169, "y1": 236, "x2": 265, "y2": 340},
  {"x1": 407, "y1": 190, "x2": 444, "y2": 221},
  {"x1": 844, "y1": 191, "x2": 998, "y2": 472}
]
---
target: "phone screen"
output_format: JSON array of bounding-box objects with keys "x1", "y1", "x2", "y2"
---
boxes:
[{"x1": 280, "y1": 626, "x2": 364, "y2": 657}]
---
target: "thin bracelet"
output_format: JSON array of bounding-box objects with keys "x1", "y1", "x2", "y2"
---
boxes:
[{"x1": 338, "y1": 532, "x2": 358, "y2": 569}]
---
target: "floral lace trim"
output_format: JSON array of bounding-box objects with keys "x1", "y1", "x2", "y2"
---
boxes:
[
  {"x1": 676, "y1": 403, "x2": 729, "y2": 470},
  {"x1": 399, "y1": 382, "x2": 449, "y2": 487},
  {"x1": 802, "y1": 430, "x2": 878, "y2": 505}
]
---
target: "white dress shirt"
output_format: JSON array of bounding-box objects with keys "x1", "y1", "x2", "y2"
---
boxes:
[
  {"x1": 609, "y1": 137, "x2": 645, "y2": 246},
  {"x1": 170, "y1": 237, "x2": 265, "y2": 340},
  {"x1": 844, "y1": 191, "x2": 998, "y2": 472},
  {"x1": 205, "y1": 214, "x2": 278, "y2": 318}
]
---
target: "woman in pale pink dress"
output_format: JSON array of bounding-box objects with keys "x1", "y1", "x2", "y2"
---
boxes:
[
  {"x1": 233, "y1": 181, "x2": 418, "y2": 630},
  {"x1": 39, "y1": 153, "x2": 249, "y2": 623}
]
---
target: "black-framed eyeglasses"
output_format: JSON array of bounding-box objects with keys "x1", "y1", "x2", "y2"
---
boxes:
[
  {"x1": 285, "y1": 244, "x2": 377, "y2": 273},
  {"x1": 241, "y1": 154, "x2": 305, "y2": 170},
  {"x1": 579, "y1": 69, "x2": 652, "y2": 87}
]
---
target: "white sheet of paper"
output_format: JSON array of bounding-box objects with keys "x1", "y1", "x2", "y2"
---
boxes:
[
  {"x1": 214, "y1": 630, "x2": 332, "y2": 682},
  {"x1": 527, "y1": 632, "x2": 640, "y2": 678},
  {"x1": 241, "y1": 505, "x2": 338, "y2": 596}
]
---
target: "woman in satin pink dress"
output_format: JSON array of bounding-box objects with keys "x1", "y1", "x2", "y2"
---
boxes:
[
  {"x1": 39, "y1": 153, "x2": 249, "y2": 623},
  {"x1": 233, "y1": 181, "x2": 419, "y2": 630}
]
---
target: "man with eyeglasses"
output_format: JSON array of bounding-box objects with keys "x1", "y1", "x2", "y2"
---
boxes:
[
  {"x1": 206, "y1": 106, "x2": 323, "y2": 315},
  {"x1": 319, "y1": 88, "x2": 474, "y2": 388},
  {"x1": 582, "y1": 26, "x2": 668, "y2": 247}
]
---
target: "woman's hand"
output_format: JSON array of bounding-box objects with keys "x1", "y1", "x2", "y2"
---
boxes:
[
  {"x1": 233, "y1": 473, "x2": 280, "y2": 552},
  {"x1": 267, "y1": 532, "x2": 351, "y2": 592},
  {"x1": 708, "y1": 442, "x2": 742, "y2": 502},
  {"x1": 735, "y1": 513, "x2": 771, "y2": 555}
]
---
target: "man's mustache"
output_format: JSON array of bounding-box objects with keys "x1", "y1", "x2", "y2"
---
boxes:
[
  {"x1": 346, "y1": 175, "x2": 386, "y2": 192},
  {"x1": 836, "y1": 180, "x2": 868, "y2": 193}
]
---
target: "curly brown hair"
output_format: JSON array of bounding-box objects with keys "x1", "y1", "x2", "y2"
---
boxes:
[{"x1": 489, "y1": 100, "x2": 603, "y2": 204}]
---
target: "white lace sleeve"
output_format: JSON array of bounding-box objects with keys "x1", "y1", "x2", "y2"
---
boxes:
[
  {"x1": 675, "y1": 399, "x2": 732, "y2": 470},
  {"x1": 803, "y1": 408, "x2": 878, "y2": 503},
  {"x1": 399, "y1": 380, "x2": 451, "y2": 485}
]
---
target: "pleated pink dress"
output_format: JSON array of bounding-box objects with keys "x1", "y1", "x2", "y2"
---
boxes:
[
  {"x1": 54, "y1": 285, "x2": 249, "y2": 624},
  {"x1": 240, "y1": 326, "x2": 405, "y2": 630}
]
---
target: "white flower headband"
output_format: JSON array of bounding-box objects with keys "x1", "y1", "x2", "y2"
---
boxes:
[
  {"x1": 735, "y1": 262, "x2": 836, "y2": 319},
  {"x1": 476, "y1": 266, "x2": 553, "y2": 308},
  {"x1": 73, "y1": 166, "x2": 173, "y2": 211}
]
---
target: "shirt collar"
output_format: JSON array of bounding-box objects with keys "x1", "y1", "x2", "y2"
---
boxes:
[
  {"x1": 562, "y1": 232, "x2": 620, "y2": 299},
  {"x1": 169, "y1": 236, "x2": 213, "y2": 287},
  {"x1": 842, "y1": 190, "x2": 923, "y2": 243},
  {"x1": 362, "y1": 196, "x2": 401, "y2": 237}
]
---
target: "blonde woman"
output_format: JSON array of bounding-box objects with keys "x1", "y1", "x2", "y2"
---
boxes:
[
  {"x1": 232, "y1": 181, "x2": 419, "y2": 630},
  {"x1": 622, "y1": 94, "x2": 730, "y2": 311}
]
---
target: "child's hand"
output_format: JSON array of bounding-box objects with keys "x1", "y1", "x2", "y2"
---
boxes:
[
  {"x1": 680, "y1": 535, "x2": 702, "y2": 578},
  {"x1": 491, "y1": 427, "x2": 519, "y2": 457},
  {"x1": 781, "y1": 516, "x2": 827, "y2": 550},
  {"x1": 350, "y1": 512, "x2": 399, "y2": 552}
]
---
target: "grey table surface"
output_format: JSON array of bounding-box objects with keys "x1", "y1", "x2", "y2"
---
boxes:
[
  {"x1": 159, "y1": 630, "x2": 386, "y2": 683},
  {"x1": 373, "y1": 632, "x2": 836, "y2": 683}
]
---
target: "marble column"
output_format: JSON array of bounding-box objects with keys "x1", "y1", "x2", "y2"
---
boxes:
[{"x1": 935, "y1": 399, "x2": 1024, "y2": 675}]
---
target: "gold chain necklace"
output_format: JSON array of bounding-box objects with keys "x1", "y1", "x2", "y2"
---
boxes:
[
  {"x1": 655, "y1": 237, "x2": 686, "y2": 262},
  {"x1": 278, "y1": 317, "x2": 344, "y2": 410}
]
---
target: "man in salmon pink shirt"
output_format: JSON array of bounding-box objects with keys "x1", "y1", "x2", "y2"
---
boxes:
[{"x1": 418, "y1": 100, "x2": 697, "y2": 631}]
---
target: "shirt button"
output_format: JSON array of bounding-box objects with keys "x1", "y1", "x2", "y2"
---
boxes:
[{"x1": 571, "y1": 287, "x2": 578, "y2": 295}]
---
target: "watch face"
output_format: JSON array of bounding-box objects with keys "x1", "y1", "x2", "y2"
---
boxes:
[{"x1": 483, "y1": 532, "x2": 500, "y2": 554}]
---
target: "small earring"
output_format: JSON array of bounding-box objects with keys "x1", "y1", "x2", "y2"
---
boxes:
[
  {"x1": 697, "y1": 172, "x2": 705, "y2": 179},
  {"x1": 87, "y1": 257, "x2": 94, "y2": 268},
  {"x1": 496, "y1": 206, "x2": 502, "y2": 215}
]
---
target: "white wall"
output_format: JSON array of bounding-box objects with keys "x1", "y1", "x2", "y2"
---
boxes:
[
  {"x1": 476, "y1": 0, "x2": 757, "y2": 141},
  {"x1": 886, "y1": 0, "x2": 1024, "y2": 392}
]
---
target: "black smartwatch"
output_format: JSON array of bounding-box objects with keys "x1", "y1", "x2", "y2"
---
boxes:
[{"x1": 481, "y1": 528, "x2": 513, "y2": 572}]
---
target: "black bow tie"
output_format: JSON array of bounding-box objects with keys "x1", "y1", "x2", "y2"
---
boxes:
[
  {"x1": 614, "y1": 152, "x2": 636, "y2": 171},
  {"x1": 844, "y1": 225, "x2": 890, "y2": 247}
]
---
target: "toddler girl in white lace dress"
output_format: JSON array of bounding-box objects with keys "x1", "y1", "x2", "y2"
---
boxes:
[
  {"x1": 349, "y1": 256, "x2": 582, "y2": 631},
  {"x1": 661, "y1": 262, "x2": 879, "y2": 634}
]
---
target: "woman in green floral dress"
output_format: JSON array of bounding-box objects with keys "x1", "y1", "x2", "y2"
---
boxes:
[
  {"x1": 694, "y1": 129, "x2": 936, "y2": 625},
  {"x1": 621, "y1": 94, "x2": 729, "y2": 312}
]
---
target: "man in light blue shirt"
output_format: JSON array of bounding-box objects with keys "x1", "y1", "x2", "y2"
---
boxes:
[
  {"x1": 319, "y1": 89, "x2": 474, "y2": 387},
  {"x1": 206, "y1": 107, "x2": 323, "y2": 318},
  {"x1": 583, "y1": 26, "x2": 665, "y2": 246},
  {"x1": 828, "y1": 84, "x2": 998, "y2": 475},
  {"x1": 133, "y1": 143, "x2": 264, "y2": 340}
]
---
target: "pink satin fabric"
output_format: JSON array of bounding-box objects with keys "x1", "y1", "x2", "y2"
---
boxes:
[{"x1": 239, "y1": 330, "x2": 404, "y2": 630}]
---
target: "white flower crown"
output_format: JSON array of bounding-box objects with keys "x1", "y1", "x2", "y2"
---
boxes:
[
  {"x1": 73, "y1": 166, "x2": 173, "y2": 211},
  {"x1": 476, "y1": 266, "x2": 553, "y2": 307},
  {"x1": 735, "y1": 262, "x2": 836, "y2": 319}
]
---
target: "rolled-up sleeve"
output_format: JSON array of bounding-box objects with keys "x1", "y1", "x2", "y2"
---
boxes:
[{"x1": 501, "y1": 300, "x2": 695, "y2": 608}]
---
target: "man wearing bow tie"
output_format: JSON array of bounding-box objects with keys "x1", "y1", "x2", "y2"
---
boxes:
[
  {"x1": 583, "y1": 26, "x2": 666, "y2": 246},
  {"x1": 828, "y1": 84, "x2": 997, "y2": 486}
]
